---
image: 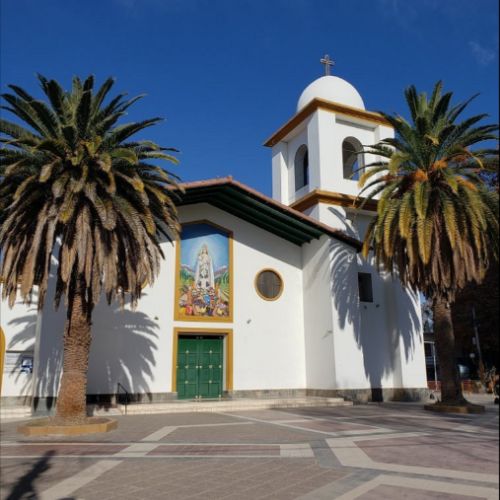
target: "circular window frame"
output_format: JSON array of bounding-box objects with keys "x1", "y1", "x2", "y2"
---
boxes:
[{"x1": 254, "y1": 268, "x2": 284, "y2": 302}]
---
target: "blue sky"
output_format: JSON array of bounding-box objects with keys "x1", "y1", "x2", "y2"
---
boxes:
[{"x1": 1, "y1": 0, "x2": 498, "y2": 196}]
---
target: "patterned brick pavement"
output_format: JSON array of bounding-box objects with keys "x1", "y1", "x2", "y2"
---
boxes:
[{"x1": 0, "y1": 400, "x2": 498, "y2": 499}]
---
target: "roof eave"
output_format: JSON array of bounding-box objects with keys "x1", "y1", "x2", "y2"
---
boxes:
[
  {"x1": 174, "y1": 178, "x2": 362, "y2": 250},
  {"x1": 263, "y1": 98, "x2": 392, "y2": 147}
]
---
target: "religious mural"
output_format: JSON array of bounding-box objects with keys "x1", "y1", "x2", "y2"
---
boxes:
[{"x1": 176, "y1": 222, "x2": 232, "y2": 321}]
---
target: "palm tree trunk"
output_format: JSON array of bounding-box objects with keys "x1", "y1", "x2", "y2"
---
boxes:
[
  {"x1": 55, "y1": 278, "x2": 92, "y2": 423},
  {"x1": 433, "y1": 296, "x2": 466, "y2": 405}
]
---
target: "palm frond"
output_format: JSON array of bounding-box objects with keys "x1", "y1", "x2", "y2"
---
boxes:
[
  {"x1": 360, "y1": 81, "x2": 499, "y2": 301},
  {"x1": 1, "y1": 75, "x2": 181, "y2": 311}
]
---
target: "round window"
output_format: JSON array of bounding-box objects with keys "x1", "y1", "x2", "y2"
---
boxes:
[{"x1": 255, "y1": 269, "x2": 284, "y2": 301}]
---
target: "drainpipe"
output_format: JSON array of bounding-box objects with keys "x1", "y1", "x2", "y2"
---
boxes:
[{"x1": 31, "y1": 302, "x2": 43, "y2": 415}]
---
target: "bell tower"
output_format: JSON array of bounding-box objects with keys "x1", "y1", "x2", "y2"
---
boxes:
[{"x1": 265, "y1": 58, "x2": 394, "y2": 233}]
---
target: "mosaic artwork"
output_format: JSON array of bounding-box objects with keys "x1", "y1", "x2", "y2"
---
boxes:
[{"x1": 177, "y1": 222, "x2": 231, "y2": 320}]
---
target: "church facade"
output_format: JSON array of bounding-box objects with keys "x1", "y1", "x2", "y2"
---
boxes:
[{"x1": 0, "y1": 73, "x2": 428, "y2": 409}]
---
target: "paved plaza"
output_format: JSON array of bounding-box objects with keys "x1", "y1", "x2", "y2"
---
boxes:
[{"x1": 0, "y1": 399, "x2": 498, "y2": 499}]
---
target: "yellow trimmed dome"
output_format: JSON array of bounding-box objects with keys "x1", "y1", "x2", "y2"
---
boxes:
[{"x1": 297, "y1": 75, "x2": 365, "y2": 111}]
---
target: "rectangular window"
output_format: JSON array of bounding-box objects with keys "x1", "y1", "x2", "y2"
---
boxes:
[{"x1": 358, "y1": 272, "x2": 373, "y2": 303}]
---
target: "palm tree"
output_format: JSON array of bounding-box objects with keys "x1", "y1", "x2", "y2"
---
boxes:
[
  {"x1": 0, "y1": 75, "x2": 180, "y2": 423},
  {"x1": 358, "y1": 81, "x2": 499, "y2": 407}
]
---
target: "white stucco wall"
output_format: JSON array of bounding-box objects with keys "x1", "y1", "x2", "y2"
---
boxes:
[
  {"x1": 25, "y1": 203, "x2": 307, "y2": 399},
  {"x1": 177, "y1": 204, "x2": 306, "y2": 392},
  {"x1": 386, "y1": 277, "x2": 427, "y2": 388},
  {"x1": 301, "y1": 235, "x2": 368, "y2": 391},
  {"x1": 301, "y1": 236, "x2": 336, "y2": 388},
  {"x1": 272, "y1": 142, "x2": 288, "y2": 203},
  {"x1": 300, "y1": 204, "x2": 427, "y2": 392},
  {"x1": 2, "y1": 205, "x2": 426, "y2": 401},
  {"x1": 86, "y1": 247, "x2": 176, "y2": 396},
  {"x1": 0, "y1": 292, "x2": 38, "y2": 398},
  {"x1": 328, "y1": 239, "x2": 371, "y2": 390}
]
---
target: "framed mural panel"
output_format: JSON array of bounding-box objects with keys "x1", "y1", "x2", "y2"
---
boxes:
[{"x1": 175, "y1": 221, "x2": 233, "y2": 322}]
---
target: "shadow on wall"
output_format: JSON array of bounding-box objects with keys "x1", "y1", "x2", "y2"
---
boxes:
[
  {"x1": 7, "y1": 313, "x2": 51, "y2": 407},
  {"x1": 328, "y1": 208, "x2": 360, "y2": 332},
  {"x1": 385, "y1": 277, "x2": 421, "y2": 382},
  {"x1": 8, "y1": 297, "x2": 159, "y2": 412},
  {"x1": 328, "y1": 207, "x2": 420, "y2": 401},
  {"x1": 88, "y1": 296, "x2": 159, "y2": 405}
]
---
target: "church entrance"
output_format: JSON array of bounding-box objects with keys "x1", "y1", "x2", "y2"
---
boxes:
[{"x1": 176, "y1": 335, "x2": 224, "y2": 399}]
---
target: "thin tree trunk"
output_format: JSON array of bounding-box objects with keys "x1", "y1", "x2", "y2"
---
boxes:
[
  {"x1": 433, "y1": 296, "x2": 467, "y2": 405},
  {"x1": 55, "y1": 278, "x2": 92, "y2": 423}
]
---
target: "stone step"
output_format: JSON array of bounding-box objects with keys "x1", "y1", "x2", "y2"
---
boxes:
[
  {"x1": 89, "y1": 405, "x2": 123, "y2": 417},
  {"x1": 119, "y1": 397, "x2": 352, "y2": 415}
]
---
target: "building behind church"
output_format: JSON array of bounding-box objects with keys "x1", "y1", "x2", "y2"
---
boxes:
[{"x1": 0, "y1": 71, "x2": 428, "y2": 410}]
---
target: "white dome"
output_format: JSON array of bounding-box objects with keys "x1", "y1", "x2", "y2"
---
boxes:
[{"x1": 297, "y1": 75, "x2": 365, "y2": 111}]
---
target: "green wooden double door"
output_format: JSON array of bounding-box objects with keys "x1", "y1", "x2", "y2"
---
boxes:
[{"x1": 177, "y1": 336, "x2": 224, "y2": 399}]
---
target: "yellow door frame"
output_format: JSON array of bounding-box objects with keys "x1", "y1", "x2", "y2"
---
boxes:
[{"x1": 172, "y1": 327, "x2": 233, "y2": 393}]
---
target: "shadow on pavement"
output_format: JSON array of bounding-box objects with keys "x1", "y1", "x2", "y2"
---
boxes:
[{"x1": 6, "y1": 450, "x2": 55, "y2": 500}]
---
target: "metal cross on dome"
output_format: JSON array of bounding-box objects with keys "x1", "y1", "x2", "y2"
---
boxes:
[{"x1": 320, "y1": 54, "x2": 335, "y2": 76}]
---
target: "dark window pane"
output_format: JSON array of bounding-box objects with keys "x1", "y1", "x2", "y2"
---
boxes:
[
  {"x1": 358, "y1": 272, "x2": 373, "y2": 303},
  {"x1": 295, "y1": 145, "x2": 309, "y2": 191},
  {"x1": 342, "y1": 137, "x2": 362, "y2": 181},
  {"x1": 303, "y1": 151, "x2": 309, "y2": 186}
]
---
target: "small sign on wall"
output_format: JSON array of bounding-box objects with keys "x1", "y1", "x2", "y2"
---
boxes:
[{"x1": 3, "y1": 351, "x2": 34, "y2": 374}]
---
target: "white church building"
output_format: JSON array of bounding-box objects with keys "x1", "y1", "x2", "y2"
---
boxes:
[{"x1": 0, "y1": 69, "x2": 428, "y2": 411}]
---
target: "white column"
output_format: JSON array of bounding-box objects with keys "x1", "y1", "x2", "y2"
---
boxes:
[
  {"x1": 271, "y1": 142, "x2": 288, "y2": 203},
  {"x1": 305, "y1": 111, "x2": 322, "y2": 191}
]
